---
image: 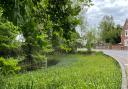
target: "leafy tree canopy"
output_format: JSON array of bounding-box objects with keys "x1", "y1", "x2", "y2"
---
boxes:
[{"x1": 99, "y1": 15, "x2": 122, "y2": 44}]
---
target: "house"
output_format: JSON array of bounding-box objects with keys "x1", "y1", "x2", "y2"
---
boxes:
[{"x1": 121, "y1": 19, "x2": 128, "y2": 48}]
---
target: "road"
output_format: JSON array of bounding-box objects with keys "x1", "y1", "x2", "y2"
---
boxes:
[{"x1": 101, "y1": 50, "x2": 128, "y2": 89}]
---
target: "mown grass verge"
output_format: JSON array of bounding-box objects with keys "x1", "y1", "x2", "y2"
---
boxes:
[{"x1": 0, "y1": 53, "x2": 121, "y2": 89}]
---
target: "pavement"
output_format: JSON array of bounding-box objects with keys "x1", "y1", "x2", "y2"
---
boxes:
[{"x1": 100, "y1": 49, "x2": 128, "y2": 89}]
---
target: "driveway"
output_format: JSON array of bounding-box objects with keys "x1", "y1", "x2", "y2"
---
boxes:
[{"x1": 101, "y1": 50, "x2": 128, "y2": 89}]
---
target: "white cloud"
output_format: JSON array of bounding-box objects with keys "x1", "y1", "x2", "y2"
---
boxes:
[{"x1": 86, "y1": 0, "x2": 128, "y2": 26}]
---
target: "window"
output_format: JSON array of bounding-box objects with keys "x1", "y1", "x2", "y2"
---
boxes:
[{"x1": 126, "y1": 31, "x2": 128, "y2": 36}]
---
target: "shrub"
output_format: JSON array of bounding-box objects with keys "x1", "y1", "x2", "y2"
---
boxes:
[
  {"x1": 0, "y1": 57, "x2": 21, "y2": 76},
  {"x1": 0, "y1": 21, "x2": 19, "y2": 57}
]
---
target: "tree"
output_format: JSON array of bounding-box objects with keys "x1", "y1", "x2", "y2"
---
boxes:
[
  {"x1": 46, "y1": 0, "x2": 92, "y2": 53},
  {"x1": 0, "y1": 8, "x2": 20, "y2": 57},
  {"x1": 16, "y1": 0, "x2": 49, "y2": 66},
  {"x1": 0, "y1": 0, "x2": 92, "y2": 69},
  {"x1": 46, "y1": 0, "x2": 73, "y2": 52},
  {"x1": 99, "y1": 15, "x2": 121, "y2": 45},
  {"x1": 113, "y1": 24, "x2": 122, "y2": 44},
  {"x1": 0, "y1": 0, "x2": 49, "y2": 68},
  {"x1": 86, "y1": 28, "x2": 96, "y2": 52}
]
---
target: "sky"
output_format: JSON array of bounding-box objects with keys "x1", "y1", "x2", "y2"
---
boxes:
[{"x1": 86, "y1": 0, "x2": 128, "y2": 27}]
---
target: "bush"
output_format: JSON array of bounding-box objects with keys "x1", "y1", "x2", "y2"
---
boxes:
[
  {"x1": 0, "y1": 21, "x2": 19, "y2": 57},
  {"x1": 0, "y1": 57, "x2": 21, "y2": 76}
]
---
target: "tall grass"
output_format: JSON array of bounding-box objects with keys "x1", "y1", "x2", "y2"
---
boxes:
[{"x1": 0, "y1": 53, "x2": 121, "y2": 89}]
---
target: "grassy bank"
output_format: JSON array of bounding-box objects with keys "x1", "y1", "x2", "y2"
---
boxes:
[{"x1": 1, "y1": 53, "x2": 121, "y2": 89}]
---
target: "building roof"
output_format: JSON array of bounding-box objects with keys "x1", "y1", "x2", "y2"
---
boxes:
[{"x1": 123, "y1": 19, "x2": 128, "y2": 30}]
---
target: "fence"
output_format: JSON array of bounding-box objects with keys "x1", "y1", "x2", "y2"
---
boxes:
[{"x1": 96, "y1": 44, "x2": 128, "y2": 50}]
